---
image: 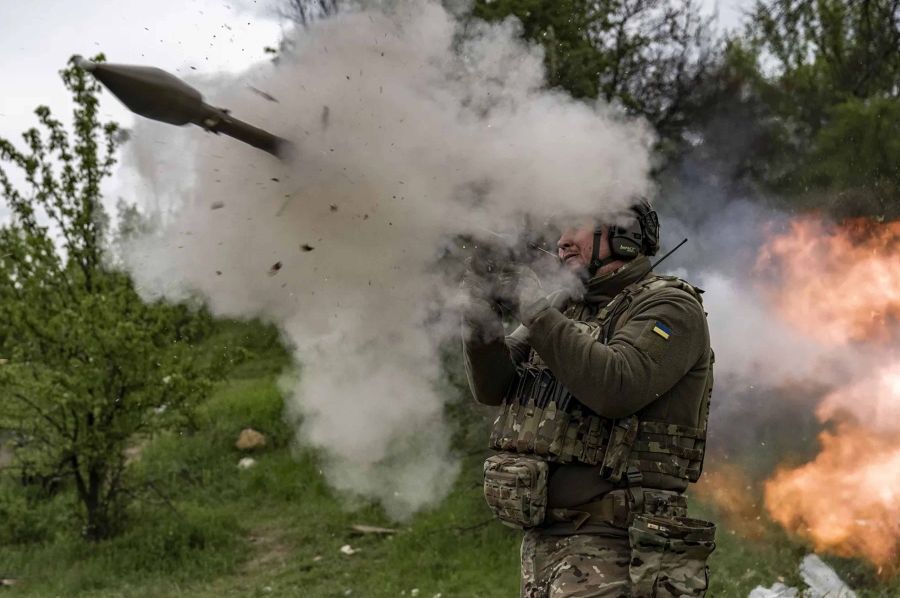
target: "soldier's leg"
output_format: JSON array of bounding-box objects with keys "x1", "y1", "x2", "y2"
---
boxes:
[
  {"x1": 520, "y1": 529, "x2": 546, "y2": 598},
  {"x1": 520, "y1": 531, "x2": 631, "y2": 598}
]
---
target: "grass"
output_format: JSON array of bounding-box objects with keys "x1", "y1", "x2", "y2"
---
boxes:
[{"x1": 1, "y1": 322, "x2": 897, "y2": 597}]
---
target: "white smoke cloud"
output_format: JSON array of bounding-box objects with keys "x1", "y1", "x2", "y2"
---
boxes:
[{"x1": 120, "y1": 1, "x2": 654, "y2": 518}]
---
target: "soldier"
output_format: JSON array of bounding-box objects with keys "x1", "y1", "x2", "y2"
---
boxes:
[{"x1": 461, "y1": 201, "x2": 716, "y2": 598}]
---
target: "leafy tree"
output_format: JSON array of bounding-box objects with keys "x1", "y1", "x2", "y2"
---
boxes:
[
  {"x1": 471, "y1": 0, "x2": 720, "y2": 151},
  {"x1": 698, "y1": 0, "x2": 900, "y2": 215},
  {"x1": 0, "y1": 56, "x2": 214, "y2": 541}
]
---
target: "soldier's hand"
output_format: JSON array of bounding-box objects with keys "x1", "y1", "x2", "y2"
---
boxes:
[{"x1": 497, "y1": 265, "x2": 550, "y2": 326}]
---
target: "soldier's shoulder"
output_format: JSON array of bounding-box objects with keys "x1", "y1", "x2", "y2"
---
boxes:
[
  {"x1": 630, "y1": 274, "x2": 707, "y2": 314},
  {"x1": 638, "y1": 273, "x2": 704, "y2": 300}
]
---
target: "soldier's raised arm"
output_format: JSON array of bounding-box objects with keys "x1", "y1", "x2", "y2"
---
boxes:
[{"x1": 525, "y1": 286, "x2": 709, "y2": 418}]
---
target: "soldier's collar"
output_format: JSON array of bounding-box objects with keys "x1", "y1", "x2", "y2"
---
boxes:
[{"x1": 583, "y1": 256, "x2": 652, "y2": 303}]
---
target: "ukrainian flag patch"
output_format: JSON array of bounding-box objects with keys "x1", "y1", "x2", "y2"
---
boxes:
[{"x1": 652, "y1": 321, "x2": 672, "y2": 340}]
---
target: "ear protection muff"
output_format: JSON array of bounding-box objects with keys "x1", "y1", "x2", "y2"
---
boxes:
[{"x1": 587, "y1": 201, "x2": 660, "y2": 275}]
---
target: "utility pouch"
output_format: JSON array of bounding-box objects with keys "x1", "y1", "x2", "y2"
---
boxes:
[
  {"x1": 482, "y1": 452, "x2": 549, "y2": 529},
  {"x1": 628, "y1": 515, "x2": 716, "y2": 598},
  {"x1": 600, "y1": 416, "x2": 640, "y2": 482}
]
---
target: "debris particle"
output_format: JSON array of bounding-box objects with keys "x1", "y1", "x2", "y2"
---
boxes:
[
  {"x1": 313, "y1": 555, "x2": 323, "y2": 562},
  {"x1": 339, "y1": 544, "x2": 358, "y2": 556},
  {"x1": 270, "y1": 177, "x2": 280, "y2": 182},
  {"x1": 322, "y1": 105, "x2": 330, "y2": 128},
  {"x1": 301, "y1": 244, "x2": 315, "y2": 252},
  {"x1": 329, "y1": 204, "x2": 338, "y2": 212},
  {"x1": 210, "y1": 201, "x2": 225, "y2": 210},
  {"x1": 215, "y1": 270, "x2": 222, "y2": 276},
  {"x1": 351, "y1": 524, "x2": 398, "y2": 535},
  {"x1": 248, "y1": 86, "x2": 278, "y2": 102},
  {"x1": 268, "y1": 261, "x2": 283, "y2": 275},
  {"x1": 237, "y1": 457, "x2": 257, "y2": 469},
  {"x1": 363, "y1": 214, "x2": 369, "y2": 220}
]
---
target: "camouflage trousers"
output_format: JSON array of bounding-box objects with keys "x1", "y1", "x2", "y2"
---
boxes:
[
  {"x1": 520, "y1": 531, "x2": 632, "y2": 598},
  {"x1": 520, "y1": 523, "x2": 713, "y2": 598}
]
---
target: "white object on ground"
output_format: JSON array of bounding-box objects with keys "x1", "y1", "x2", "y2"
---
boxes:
[
  {"x1": 339, "y1": 544, "x2": 358, "y2": 555},
  {"x1": 237, "y1": 457, "x2": 257, "y2": 469},
  {"x1": 748, "y1": 582, "x2": 799, "y2": 598},
  {"x1": 799, "y1": 554, "x2": 857, "y2": 598}
]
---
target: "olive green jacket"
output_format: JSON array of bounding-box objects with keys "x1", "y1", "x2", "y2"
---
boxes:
[{"x1": 463, "y1": 256, "x2": 712, "y2": 507}]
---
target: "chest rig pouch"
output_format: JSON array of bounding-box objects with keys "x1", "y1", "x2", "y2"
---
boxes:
[{"x1": 482, "y1": 453, "x2": 548, "y2": 528}]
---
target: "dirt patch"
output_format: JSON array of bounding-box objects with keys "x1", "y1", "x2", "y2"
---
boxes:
[{"x1": 243, "y1": 527, "x2": 292, "y2": 572}]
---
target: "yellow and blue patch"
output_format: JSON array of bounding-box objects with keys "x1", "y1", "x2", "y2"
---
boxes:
[{"x1": 652, "y1": 321, "x2": 672, "y2": 340}]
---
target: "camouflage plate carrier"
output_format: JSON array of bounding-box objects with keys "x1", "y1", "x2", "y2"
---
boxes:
[{"x1": 483, "y1": 274, "x2": 714, "y2": 530}]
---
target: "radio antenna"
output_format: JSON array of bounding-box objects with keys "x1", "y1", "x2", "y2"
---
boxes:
[{"x1": 651, "y1": 238, "x2": 688, "y2": 269}]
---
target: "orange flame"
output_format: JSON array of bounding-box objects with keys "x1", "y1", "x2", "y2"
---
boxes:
[
  {"x1": 694, "y1": 464, "x2": 768, "y2": 540},
  {"x1": 764, "y1": 422, "x2": 900, "y2": 571},
  {"x1": 758, "y1": 216, "x2": 900, "y2": 572},
  {"x1": 756, "y1": 217, "x2": 900, "y2": 344}
]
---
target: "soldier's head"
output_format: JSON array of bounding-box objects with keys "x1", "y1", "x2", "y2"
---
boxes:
[{"x1": 556, "y1": 201, "x2": 659, "y2": 277}]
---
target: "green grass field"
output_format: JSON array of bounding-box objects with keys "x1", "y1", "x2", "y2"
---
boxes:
[{"x1": 1, "y1": 324, "x2": 896, "y2": 597}]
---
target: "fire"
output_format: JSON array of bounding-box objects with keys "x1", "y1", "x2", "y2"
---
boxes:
[
  {"x1": 757, "y1": 215, "x2": 900, "y2": 572},
  {"x1": 764, "y1": 423, "x2": 900, "y2": 571},
  {"x1": 693, "y1": 463, "x2": 768, "y2": 540},
  {"x1": 756, "y1": 217, "x2": 900, "y2": 344}
]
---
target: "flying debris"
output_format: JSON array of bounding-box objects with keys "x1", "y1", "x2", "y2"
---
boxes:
[
  {"x1": 73, "y1": 56, "x2": 293, "y2": 159},
  {"x1": 248, "y1": 85, "x2": 278, "y2": 102},
  {"x1": 268, "y1": 261, "x2": 283, "y2": 275}
]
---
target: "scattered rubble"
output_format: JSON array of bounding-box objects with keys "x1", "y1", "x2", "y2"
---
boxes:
[
  {"x1": 236, "y1": 428, "x2": 267, "y2": 450},
  {"x1": 749, "y1": 554, "x2": 857, "y2": 598},
  {"x1": 749, "y1": 582, "x2": 799, "y2": 598},
  {"x1": 799, "y1": 554, "x2": 857, "y2": 598}
]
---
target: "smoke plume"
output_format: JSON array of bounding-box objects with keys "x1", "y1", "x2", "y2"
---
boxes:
[{"x1": 120, "y1": 1, "x2": 653, "y2": 518}]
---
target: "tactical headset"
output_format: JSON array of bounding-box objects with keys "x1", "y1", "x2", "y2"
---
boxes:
[{"x1": 588, "y1": 201, "x2": 660, "y2": 275}]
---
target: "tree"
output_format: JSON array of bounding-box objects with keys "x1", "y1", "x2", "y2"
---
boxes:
[
  {"x1": 695, "y1": 0, "x2": 900, "y2": 215},
  {"x1": 279, "y1": 0, "x2": 340, "y2": 26},
  {"x1": 471, "y1": 0, "x2": 720, "y2": 152},
  {"x1": 0, "y1": 56, "x2": 213, "y2": 541}
]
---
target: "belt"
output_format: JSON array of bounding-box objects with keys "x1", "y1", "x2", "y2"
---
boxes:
[{"x1": 547, "y1": 488, "x2": 687, "y2": 531}]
